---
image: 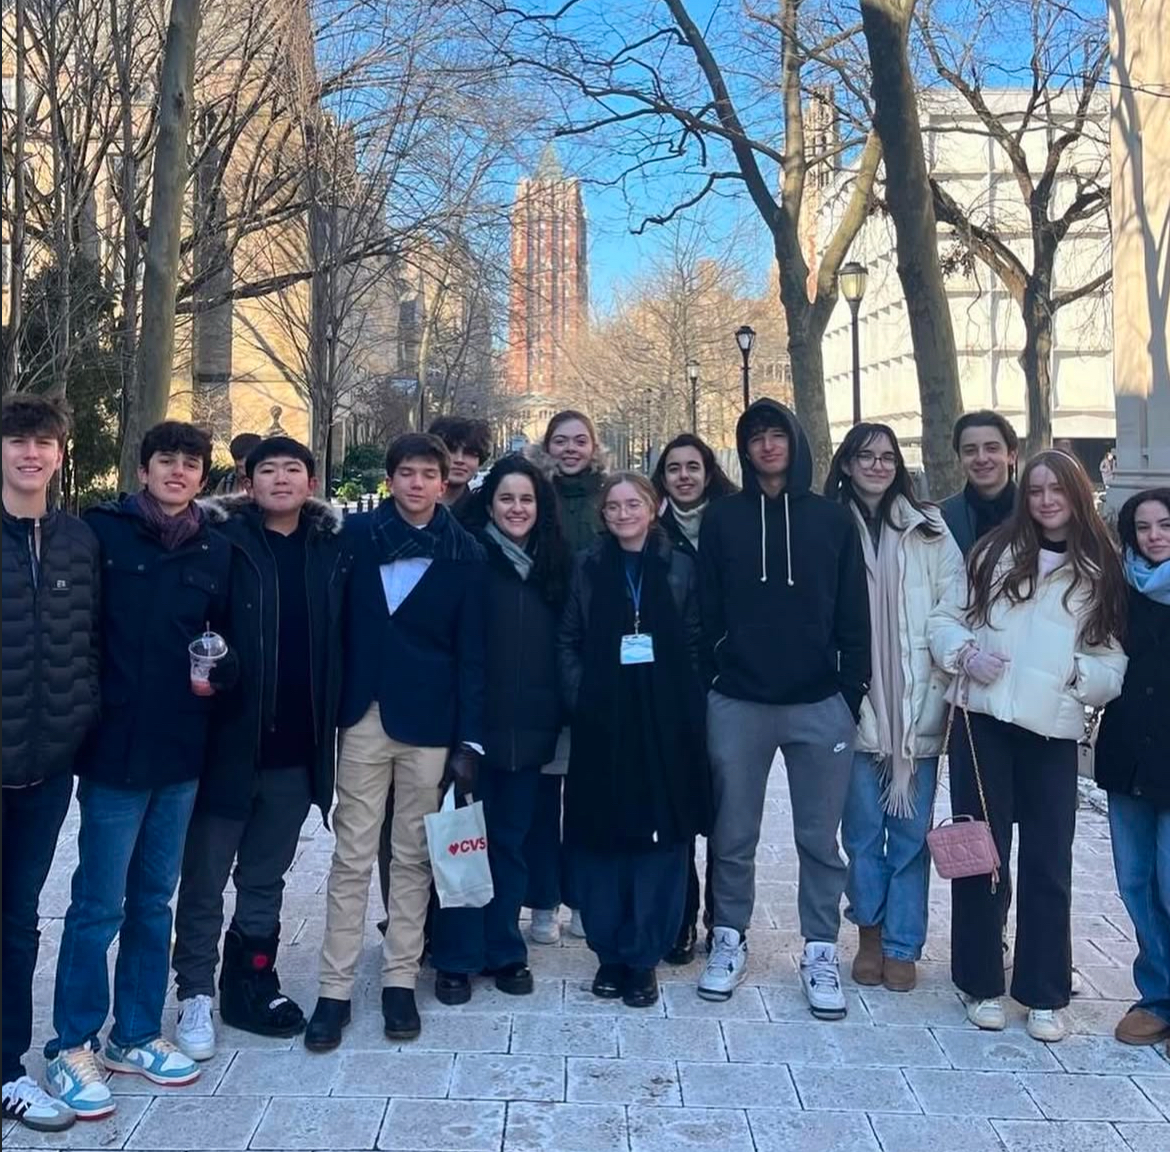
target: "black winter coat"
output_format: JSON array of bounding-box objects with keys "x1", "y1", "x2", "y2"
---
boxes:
[
  {"x1": 2, "y1": 508, "x2": 101, "y2": 787},
  {"x1": 479, "y1": 533, "x2": 563, "y2": 772},
  {"x1": 1095, "y1": 587, "x2": 1170, "y2": 808},
  {"x1": 198, "y1": 496, "x2": 352, "y2": 821},
  {"x1": 558, "y1": 531, "x2": 710, "y2": 851},
  {"x1": 78, "y1": 497, "x2": 232, "y2": 789}
]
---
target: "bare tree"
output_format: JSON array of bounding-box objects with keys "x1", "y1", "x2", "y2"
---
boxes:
[{"x1": 919, "y1": 0, "x2": 1111, "y2": 451}]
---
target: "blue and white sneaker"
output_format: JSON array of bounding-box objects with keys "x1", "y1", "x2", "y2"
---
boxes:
[
  {"x1": 44, "y1": 1047, "x2": 115, "y2": 1120},
  {"x1": 103, "y1": 1037, "x2": 200, "y2": 1086}
]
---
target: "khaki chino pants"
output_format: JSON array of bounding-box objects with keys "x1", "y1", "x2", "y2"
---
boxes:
[{"x1": 320, "y1": 704, "x2": 446, "y2": 994}]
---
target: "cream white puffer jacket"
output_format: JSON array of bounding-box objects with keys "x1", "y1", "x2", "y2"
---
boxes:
[
  {"x1": 855, "y1": 499, "x2": 966, "y2": 760},
  {"x1": 927, "y1": 547, "x2": 1127, "y2": 740}
]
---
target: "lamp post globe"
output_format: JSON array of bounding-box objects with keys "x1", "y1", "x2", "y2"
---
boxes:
[
  {"x1": 735, "y1": 325, "x2": 756, "y2": 411},
  {"x1": 838, "y1": 262, "x2": 868, "y2": 426}
]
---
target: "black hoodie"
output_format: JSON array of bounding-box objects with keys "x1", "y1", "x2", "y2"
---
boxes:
[{"x1": 697, "y1": 398, "x2": 871, "y2": 717}]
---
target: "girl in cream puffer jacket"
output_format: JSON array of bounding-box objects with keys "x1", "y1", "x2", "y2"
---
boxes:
[{"x1": 927, "y1": 450, "x2": 1128, "y2": 1044}]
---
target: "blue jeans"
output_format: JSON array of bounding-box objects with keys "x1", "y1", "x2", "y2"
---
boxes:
[
  {"x1": 523, "y1": 773, "x2": 576, "y2": 910},
  {"x1": 842, "y1": 753, "x2": 937, "y2": 961},
  {"x1": 47, "y1": 778, "x2": 198, "y2": 1056},
  {"x1": 1108, "y1": 791, "x2": 1170, "y2": 1023}
]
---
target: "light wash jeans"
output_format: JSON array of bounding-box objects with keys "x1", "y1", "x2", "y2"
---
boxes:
[
  {"x1": 842, "y1": 752, "x2": 938, "y2": 961},
  {"x1": 1108, "y1": 792, "x2": 1170, "y2": 1023}
]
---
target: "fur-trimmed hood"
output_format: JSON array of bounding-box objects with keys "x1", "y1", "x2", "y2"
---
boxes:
[
  {"x1": 198, "y1": 492, "x2": 344, "y2": 536},
  {"x1": 522, "y1": 443, "x2": 608, "y2": 478}
]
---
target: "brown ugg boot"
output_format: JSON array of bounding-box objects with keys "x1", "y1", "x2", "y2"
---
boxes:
[
  {"x1": 1115, "y1": 1007, "x2": 1170, "y2": 1046},
  {"x1": 851, "y1": 925, "x2": 884, "y2": 986},
  {"x1": 882, "y1": 957, "x2": 917, "y2": 992}
]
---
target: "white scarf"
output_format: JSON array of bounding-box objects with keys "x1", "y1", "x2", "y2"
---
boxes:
[{"x1": 668, "y1": 498, "x2": 707, "y2": 551}]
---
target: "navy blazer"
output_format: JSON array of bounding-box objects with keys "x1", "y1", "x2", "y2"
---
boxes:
[{"x1": 338, "y1": 506, "x2": 485, "y2": 749}]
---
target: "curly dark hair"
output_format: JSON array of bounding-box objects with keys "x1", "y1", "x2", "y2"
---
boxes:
[
  {"x1": 481, "y1": 453, "x2": 572, "y2": 606},
  {"x1": 140, "y1": 421, "x2": 213, "y2": 479},
  {"x1": 428, "y1": 415, "x2": 493, "y2": 464},
  {"x1": 1117, "y1": 487, "x2": 1170, "y2": 562},
  {"x1": 967, "y1": 450, "x2": 1126, "y2": 648},
  {"x1": 1, "y1": 393, "x2": 72, "y2": 446},
  {"x1": 651, "y1": 433, "x2": 738, "y2": 503}
]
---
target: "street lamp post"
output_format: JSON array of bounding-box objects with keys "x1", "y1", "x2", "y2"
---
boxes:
[
  {"x1": 643, "y1": 387, "x2": 653, "y2": 471},
  {"x1": 686, "y1": 358, "x2": 701, "y2": 433},
  {"x1": 838, "y1": 261, "x2": 868, "y2": 426},
  {"x1": 735, "y1": 325, "x2": 756, "y2": 411}
]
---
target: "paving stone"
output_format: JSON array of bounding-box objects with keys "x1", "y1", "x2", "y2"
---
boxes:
[
  {"x1": 617, "y1": 1016, "x2": 726, "y2": 1062},
  {"x1": 1115, "y1": 1122, "x2": 1170, "y2": 1151},
  {"x1": 563, "y1": 980, "x2": 667, "y2": 1017},
  {"x1": 449, "y1": 1053, "x2": 565, "y2": 1102},
  {"x1": 759, "y1": 983, "x2": 872, "y2": 1024},
  {"x1": 1133, "y1": 1075, "x2": 1170, "y2": 1118},
  {"x1": 724, "y1": 1020, "x2": 946, "y2": 1068},
  {"x1": 415, "y1": 977, "x2": 564, "y2": 1015},
  {"x1": 861, "y1": 989, "x2": 970, "y2": 1029},
  {"x1": 125, "y1": 1095, "x2": 267, "y2": 1149},
  {"x1": 566, "y1": 1057, "x2": 681, "y2": 1106},
  {"x1": 2, "y1": 1094, "x2": 151, "y2": 1150},
  {"x1": 790, "y1": 1065, "x2": 921, "y2": 1113},
  {"x1": 627, "y1": 1105, "x2": 755, "y2": 1152},
  {"x1": 331, "y1": 1051, "x2": 454, "y2": 1097},
  {"x1": 904, "y1": 1069, "x2": 1043, "y2": 1118},
  {"x1": 215, "y1": 1049, "x2": 341, "y2": 1095},
  {"x1": 1074, "y1": 967, "x2": 1138, "y2": 1001},
  {"x1": 992, "y1": 1118, "x2": 1132, "y2": 1151},
  {"x1": 1017, "y1": 1072, "x2": 1163, "y2": 1121},
  {"x1": 508, "y1": 1014, "x2": 618, "y2": 1058},
  {"x1": 1053, "y1": 1035, "x2": 1170, "y2": 1075},
  {"x1": 747, "y1": 1108, "x2": 881, "y2": 1152},
  {"x1": 503, "y1": 1102, "x2": 628, "y2": 1152},
  {"x1": 932, "y1": 1027, "x2": 1064, "y2": 1071},
  {"x1": 399, "y1": 1012, "x2": 513, "y2": 1054},
  {"x1": 868, "y1": 1114, "x2": 1006, "y2": 1152},
  {"x1": 107, "y1": 1047, "x2": 236, "y2": 1096},
  {"x1": 378, "y1": 1099, "x2": 506, "y2": 1151},
  {"x1": 660, "y1": 981, "x2": 769, "y2": 1020},
  {"x1": 677, "y1": 1061, "x2": 800, "y2": 1109},
  {"x1": 251, "y1": 1097, "x2": 386, "y2": 1150}
]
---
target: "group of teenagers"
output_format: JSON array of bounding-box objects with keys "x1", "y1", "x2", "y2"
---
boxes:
[{"x1": 2, "y1": 388, "x2": 1168, "y2": 1134}]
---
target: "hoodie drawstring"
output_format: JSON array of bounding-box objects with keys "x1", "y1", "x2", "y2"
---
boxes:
[{"x1": 758, "y1": 492, "x2": 796, "y2": 587}]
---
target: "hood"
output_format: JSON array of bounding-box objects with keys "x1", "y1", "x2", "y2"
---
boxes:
[
  {"x1": 735, "y1": 398, "x2": 813, "y2": 498},
  {"x1": 198, "y1": 493, "x2": 343, "y2": 536}
]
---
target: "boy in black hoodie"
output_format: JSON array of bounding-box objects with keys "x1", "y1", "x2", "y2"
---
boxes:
[{"x1": 697, "y1": 400, "x2": 870, "y2": 1019}]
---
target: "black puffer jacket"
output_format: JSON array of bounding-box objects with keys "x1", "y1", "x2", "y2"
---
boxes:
[
  {"x1": 197, "y1": 495, "x2": 352, "y2": 821},
  {"x1": 1095, "y1": 586, "x2": 1170, "y2": 807},
  {"x1": 2, "y1": 508, "x2": 101, "y2": 787},
  {"x1": 479, "y1": 531, "x2": 564, "y2": 772}
]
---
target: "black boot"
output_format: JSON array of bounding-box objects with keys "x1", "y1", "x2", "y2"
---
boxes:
[
  {"x1": 435, "y1": 972, "x2": 471, "y2": 1006},
  {"x1": 664, "y1": 924, "x2": 697, "y2": 966},
  {"x1": 622, "y1": 966, "x2": 659, "y2": 1009},
  {"x1": 382, "y1": 987, "x2": 421, "y2": 1040},
  {"x1": 218, "y1": 925, "x2": 306, "y2": 1038},
  {"x1": 591, "y1": 963, "x2": 626, "y2": 999},
  {"x1": 304, "y1": 997, "x2": 351, "y2": 1052}
]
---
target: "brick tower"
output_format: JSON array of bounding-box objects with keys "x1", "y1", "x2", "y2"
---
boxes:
[{"x1": 506, "y1": 145, "x2": 589, "y2": 397}]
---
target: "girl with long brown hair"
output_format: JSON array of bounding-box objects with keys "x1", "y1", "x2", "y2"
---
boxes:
[{"x1": 929, "y1": 450, "x2": 1127, "y2": 1043}]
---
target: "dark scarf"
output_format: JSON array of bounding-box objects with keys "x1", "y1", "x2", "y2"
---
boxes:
[
  {"x1": 370, "y1": 500, "x2": 479, "y2": 564},
  {"x1": 964, "y1": 479, "x2": 1016, "y2": 541},
  {"x1": 129, "y1": 490, "x2": 203, "y2": 551},
  {"x1": 567, "y1": 534, "x2": 709, "y2": 851},
  {"x1": 554, "y1": 471, "x2": 604, "y2": 552}
]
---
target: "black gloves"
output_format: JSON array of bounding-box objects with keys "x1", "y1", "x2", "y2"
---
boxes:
[{"x1": 442, "y1": 745, "x2": 481, "y2": 799}]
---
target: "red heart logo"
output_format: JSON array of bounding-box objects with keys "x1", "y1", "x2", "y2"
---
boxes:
[{"x1": 448, "y1": 842, "x2": 459, "y2": 855}]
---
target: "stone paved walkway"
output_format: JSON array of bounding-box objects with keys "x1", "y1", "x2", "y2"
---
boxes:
[{"x1": 7, "y1": 766, "x2": 1169, "y2": 1151}]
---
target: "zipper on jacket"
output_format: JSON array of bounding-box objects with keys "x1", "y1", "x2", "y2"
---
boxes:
[
  {"x1": 261, "y1": 531, "x2": 281, "y2": 737},
  {"x1": 512, "y1": 579, "x2": 524, "y2": 770},
  {"x1": 28, "y1": 521, "x2": 45, "y2": 763}
]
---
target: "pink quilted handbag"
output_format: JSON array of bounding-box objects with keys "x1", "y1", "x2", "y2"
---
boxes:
[{"x1": 927, "y1": 703, "x2": 1001, "y2": 892}]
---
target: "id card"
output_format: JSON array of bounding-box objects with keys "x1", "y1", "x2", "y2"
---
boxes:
[{"x1": 620, "y1": 633, "x2": 655, "y2": 665}]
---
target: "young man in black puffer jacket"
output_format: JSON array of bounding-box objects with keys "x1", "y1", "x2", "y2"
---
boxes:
[{"x1": 1, "y1": 395, "x2": 99, "y2": 1134}]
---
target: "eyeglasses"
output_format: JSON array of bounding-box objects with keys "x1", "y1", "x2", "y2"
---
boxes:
[
  {"x1": 856, "y1": 451, "x2": 897, "y2": 469},
  {"x1": 602, "y1": 500, "x2": 648, "y2": 517}
]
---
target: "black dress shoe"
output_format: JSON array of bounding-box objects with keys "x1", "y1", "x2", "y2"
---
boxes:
[
  {"x1": 435, "y1": 971, "x2": 472, "y2": 1006},
  {"x1": 622, "y1": 966, "x2": 659, "y2": 1009},
  {"x1": 591, "y1": 963, "x2": 626, "y2": 999},
  {"x1": 664, "y1": 924, "x2": 697, "y2": 966},
  {"x1": 382, "y1": 986, "x2": 421, "y2": 1040},
  {"x1": 304, "y1": 997, "x2": 351, "y2": 1051},
  {"x1": 489, "y1": 962, "x2": 534, "y2": 996}
]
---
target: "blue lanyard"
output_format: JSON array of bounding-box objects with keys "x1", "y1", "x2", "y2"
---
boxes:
[{"x1": 625, "y1": 566, "x2": 644, "y2": 633}]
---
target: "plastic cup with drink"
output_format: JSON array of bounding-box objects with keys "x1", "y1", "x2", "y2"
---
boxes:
[{"x1": 189, "y1": 626, "x2": 228, "y2": 697}]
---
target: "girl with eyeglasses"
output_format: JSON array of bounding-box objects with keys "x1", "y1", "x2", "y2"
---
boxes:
[{"x1": 824, "y1": 424, "x2": 966, "y2": 993}]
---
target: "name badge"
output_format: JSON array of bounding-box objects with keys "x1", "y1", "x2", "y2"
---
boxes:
[{"x1": 620, "y1": 633, "x2": 655, "y2": 665}]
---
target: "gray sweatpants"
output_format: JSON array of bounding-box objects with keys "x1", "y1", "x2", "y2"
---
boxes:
[{"x1": 707, "y1": 690, "x2": 856, "y2": 942}]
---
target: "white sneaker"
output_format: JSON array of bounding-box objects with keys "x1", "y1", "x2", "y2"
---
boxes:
[
  {"x1": 176, "y1": 993, "x2": 217, "y2": 1061},
  {"x1": 3, "y1": 1076, "x2": 76, "y2": 1132},
  {"x1": 697, "y1": 927, "x2": 748, "y2": 1001},
  {"x1": 1027, "y1": 1008, "x2": 1067, "y2": 1043},
  {"x1": 529, "y1": 907, "x2": 561, "y2": 945},
  {"x1": 568, "y1": 908, "x2": 587, "y2": 939},
  {"x1": 44, "y1": 1047, "x2": 115, "y2": 1120},
  {"x1": 1070, "y1": 968, "x2": 1084, "y2": 996},
  {"x1": 964, "y1": 995, "x2": 1007, "y2": 1031},
  {"x1": 800, "y1": 942, "x2": 847, "y2": 1020}
]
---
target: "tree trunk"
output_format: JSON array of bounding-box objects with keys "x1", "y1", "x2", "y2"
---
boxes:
[
  {"x1": 3, "y1": 0, "x2": 28, "y2": 390},
  {"x1": 859, "y1": 0, "x2": 963, "y2": 497},
  {"x1": 119, "y1": 0, "x2": 202, "y2": 491},
  {"x1": 782, "y1": 291, "x2": 834, "y2": 484},
  {"x1": 1020, "y1": 287, "x2": 1054, "y2": 453}
]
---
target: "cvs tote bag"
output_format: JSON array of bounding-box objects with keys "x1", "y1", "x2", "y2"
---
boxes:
[{"x1": 425, "y1": 786, "x2": 494, "y2": 909}]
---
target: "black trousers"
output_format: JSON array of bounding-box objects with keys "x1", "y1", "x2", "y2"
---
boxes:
[
  {"x1": 575, "y1": 843, "x2": 688, "y2": 969},
  {"x1": 949, "y1": 713, "x2": 1077, "y2": 1009},
  {"x1": 2, "y1": 774, "x2": 74, "y2": 1083},
  {"x1": 173, "y1": 768, "x2": 311, "y2": 1000},
  {"x1": 683, "y1": 837, "x2": 715, "y2": 938}
]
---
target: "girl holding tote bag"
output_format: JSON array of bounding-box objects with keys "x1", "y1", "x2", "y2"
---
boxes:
[{"x1": 929, "y1": 450, "x2": 1127, "y2": 1043}]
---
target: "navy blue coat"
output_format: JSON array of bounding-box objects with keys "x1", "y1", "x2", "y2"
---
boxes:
[
  {"x1": 79, "y1": 497, "x2": 232, "y2": 789},
  {"x1": 338, "y1": 503, "x2": 486, "y2": 749}
]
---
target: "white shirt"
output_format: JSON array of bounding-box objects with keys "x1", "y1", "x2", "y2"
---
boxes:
[{"x1": 379, "y1": 557, "x2": 432, "y2": 615}]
